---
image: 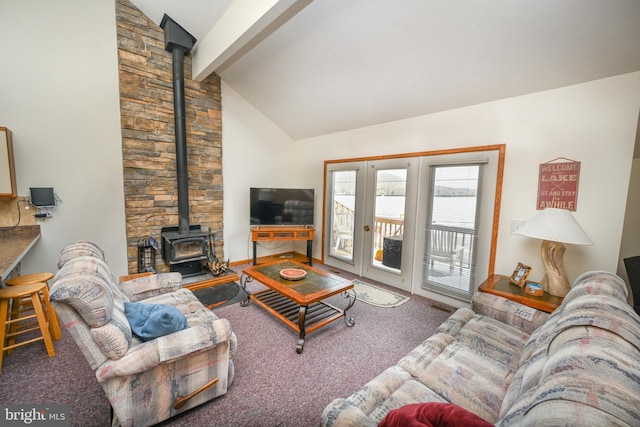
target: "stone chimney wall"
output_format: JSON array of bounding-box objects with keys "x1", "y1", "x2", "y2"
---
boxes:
[{"x1": 116, "y1": 0, "x2": 224, "y2": 273}]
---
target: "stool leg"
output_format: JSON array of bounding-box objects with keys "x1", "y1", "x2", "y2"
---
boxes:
[
  {"x1": 7, "y1": 297, "x2": 21, "y2": 352},
  {"x1": 0, "y1": 299, "x2": 9, "y2": 372},
  {"x1": 31, "y1": 294, "x2": 55, "y2": 358},
  {"x1": 40, "y1": 287, "x2": 61, "y2": 340}
]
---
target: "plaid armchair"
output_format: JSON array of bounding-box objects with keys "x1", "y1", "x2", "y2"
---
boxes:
[{"x1": 50, "y1": 242, "x2": 237, "y2": 427}]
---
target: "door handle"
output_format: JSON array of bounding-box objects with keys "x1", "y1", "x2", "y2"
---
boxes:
[{"x1": 364, "y1": 225, "x2": 371, "y2": 232}]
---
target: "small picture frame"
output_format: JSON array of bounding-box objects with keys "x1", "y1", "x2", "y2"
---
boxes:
[{"x1": 509, "y1": 262, "x2": 531, "y2": 287}]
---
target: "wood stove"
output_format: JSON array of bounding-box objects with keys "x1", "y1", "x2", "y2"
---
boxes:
[{"x1": 161, "y1": 225, "x2": 208, "y2": 277}]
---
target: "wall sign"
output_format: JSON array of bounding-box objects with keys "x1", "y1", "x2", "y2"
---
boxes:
[{"x1": 537, "y1": 158, "x2": 580, "y2": 211}]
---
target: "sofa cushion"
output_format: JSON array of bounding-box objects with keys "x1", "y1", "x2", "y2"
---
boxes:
[
  {"x1": 415, "y1": 339, "x2": 513, "y2": 423},
  {"x1": 434, "y1": 307, "x2": 474, "y2": 336},
  {"x1": 119, "y1": 272, "x2": 182, "y2": 301},
  {"x1": 455, "y1": 315, "x2": 529, "y2": 369},
  {"x1": 54, "y1": 256, "x2": 128, "y2": 303},
  {"x1": 499, "y1": 326, "x2": 640, "y2": 426},
  {"x1": 368, "y1": 380, "x2": 448, "y2": 423},
  {"x1": 472, "y1": 291, "x2": 549, "y2": 335},
  {"x1": 321, "y1": 366, "x2": 425, "y2": 427},
  {"x1": 567, "y1": 270, "x2": 629, "y2": 302},
  {"x1": 379, "y1": 402, "x2": 493, "y2": 427},
  {"x1": 398, "y1": 314, "x2": 526, "y2": 424},
  {"x1": 90, "y1": 313, "x2": 132, "y2": 360},
  {"x1": 347, "y1": 366, "x2": 413, "y2": 416},
  {"x1": 50, "y1": 273, "x2": 114, "y2": 328},
  {"x1": 551, "y1": 295, "x2": 640, "y2": 352},
  {"x1": 397, "y1": 333, "x2": 453, "y2": 376},
  {"x1": 57, "y1": 240, "x2": 106, "y2": 268}
]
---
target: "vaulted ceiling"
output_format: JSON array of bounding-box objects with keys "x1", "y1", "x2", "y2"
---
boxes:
[{"x1": 130, "y1": 0, "x2": 640, "y2": 140}]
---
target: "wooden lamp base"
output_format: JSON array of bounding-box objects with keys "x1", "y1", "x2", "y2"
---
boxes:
[{"x1": 539, "y1": 240, "x2": 571, "y2": 297}]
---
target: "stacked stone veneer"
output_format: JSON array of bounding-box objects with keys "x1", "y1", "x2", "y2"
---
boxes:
[{"x1": 116, "y1": 0, "x2": 223, "y2": 274}]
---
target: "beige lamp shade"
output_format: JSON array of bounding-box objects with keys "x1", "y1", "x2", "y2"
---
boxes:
[
  {"x1": 517, "y1": 208, "x2": 592, "y2": 246},
  {"x1": 517, "y1": 208, "x2": 592, "y2": 297}
]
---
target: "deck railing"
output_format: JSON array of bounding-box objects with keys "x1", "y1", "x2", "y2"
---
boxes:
[
  {"x1": 426, "y1": 224, "x2": 476, "y2": 270},
  {"x1": 331, "y1": 209, "x2": 475, "y2": 270},
  {"x1": 373, "y1": 216, "x2": 404, "y2": 251}
]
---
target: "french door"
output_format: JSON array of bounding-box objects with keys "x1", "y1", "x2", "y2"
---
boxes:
[
  {"x1": 325, "y1": 161, "x2": 364, "y2": 275},
  {"x1": 324, "y1": 147, "x2": 502, "y2": 303},
  {"x1": 324, "y1": 158, "x2": 418, "y2": 291},
  {"x1": 362, "y1": 158, "x2": 417, "y2": 290}
]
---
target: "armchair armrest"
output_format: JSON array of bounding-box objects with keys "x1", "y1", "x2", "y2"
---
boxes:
[
  {"x1": 119, "y1": 272, "x2": 183, "y2": 301},
  {"x1": 472, "y1": 291, "x2": 549, "y2": 335},
  {"x1": 156, "y1": 318, "x2": 232, "y2": 362},
  {"x1": 96, "y1": 318, "x2": 233, "y2": 381},
  {"x1": 119, "y1": 272, "x2": 153, "y2": 283}
]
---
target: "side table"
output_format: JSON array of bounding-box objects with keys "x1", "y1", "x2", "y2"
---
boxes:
[
  {"x1": 251, "y1": 225, "x2": 314, "y2": 265},
  {"x1": 478, "y1": 274, "x2": 563, "y2": 313}
]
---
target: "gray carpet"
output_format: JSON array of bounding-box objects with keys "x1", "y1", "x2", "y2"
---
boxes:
[{"x1": 0, "y1": 266, "x2": 455, "y2": 427}]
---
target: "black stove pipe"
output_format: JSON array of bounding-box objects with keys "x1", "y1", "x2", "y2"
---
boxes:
[
  {"x1": 171, "y1": 46, "x2": 190, "y2": 235},
  {"x1": 160, "y1": 15, "x2": 197, "y2": 236}
]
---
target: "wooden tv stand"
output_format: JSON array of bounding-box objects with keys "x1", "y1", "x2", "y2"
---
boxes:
[{"x1": 251, "y1": 225, "x2": 314, "y2": 265}]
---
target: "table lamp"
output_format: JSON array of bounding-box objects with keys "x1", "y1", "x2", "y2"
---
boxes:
[{"x1": 516, "y1": 208, "x2": 592, "y2": 297}]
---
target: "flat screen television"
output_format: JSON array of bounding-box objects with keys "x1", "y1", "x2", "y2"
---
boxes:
[{"x1": 250, "y1": 187, "x2": 315, "y2": 226}]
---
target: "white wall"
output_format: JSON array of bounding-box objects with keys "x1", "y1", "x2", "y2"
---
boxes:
[
  {"x1": 618, "y1": 157, "x2": 640, "y2": 302},
  {"x1": 223, "y1": 72, "x2": 640, "y2": 293},
  {"x1": 221, "y1": 82, "x2": 311, "y2": 262},
  {"x1": 0, "y1": 0, "x2": 128, "y2": 276}
]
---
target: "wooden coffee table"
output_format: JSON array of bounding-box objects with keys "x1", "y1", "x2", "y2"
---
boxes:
[{"x1": 240, "y1": 260, "x2": 356, "y2": 353}]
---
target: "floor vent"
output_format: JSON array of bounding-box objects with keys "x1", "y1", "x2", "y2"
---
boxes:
[{"x1": 430, "y1": 304, "x2": 454, "y2": 313}]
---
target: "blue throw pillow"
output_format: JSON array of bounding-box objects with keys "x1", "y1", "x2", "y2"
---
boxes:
[{"x1": 124, "y1": 302, "x2": 188, "y2": 341}]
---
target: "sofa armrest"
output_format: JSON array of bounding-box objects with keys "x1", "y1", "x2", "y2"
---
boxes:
[
  {"x1": 322, "y1": 398, "x2": 378, "y2": 427},
  {"x1": 96, "y1": 318, "x2": 233, "y2": 381},
  {"x1": 472, "y1": 292, "x2": 549, "y2": 335},
  {"x1": 119, "y1": 272, "x2": 183, "y2": 301}
]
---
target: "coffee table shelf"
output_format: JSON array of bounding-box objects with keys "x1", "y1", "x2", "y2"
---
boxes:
[{"x1": 252, "y1": 289, "x2": 348, "y2": 334}]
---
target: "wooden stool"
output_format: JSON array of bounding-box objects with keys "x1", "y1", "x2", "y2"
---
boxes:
[
  {"x1": 5, "y1": 272, "x2": 60, "y2": 342},
  {"x1": 0, "y1": 282, "x2": 58, "y2": 371},
  {"x1": 6, "y1": 272, "x2": 54, "y2": 286}
]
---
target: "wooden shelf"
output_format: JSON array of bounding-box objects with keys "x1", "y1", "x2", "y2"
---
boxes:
[{"x1": 251, "y1": 225, "x2": 314, "y2": 241}]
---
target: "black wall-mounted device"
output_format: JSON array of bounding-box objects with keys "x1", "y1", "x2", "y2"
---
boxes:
[{"x1": 30, "y1": 187, "x2": 55, "y2": 207}]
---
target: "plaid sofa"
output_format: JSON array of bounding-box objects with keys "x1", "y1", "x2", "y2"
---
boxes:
[
  {"x1": 50, "y1": 241, "x2": 237, "y2": 427},
  {"x1": 322, "y1": 271, "x2": 640, "y2": 426}
]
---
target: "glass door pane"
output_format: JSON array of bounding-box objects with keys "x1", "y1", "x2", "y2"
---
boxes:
[
  {"x1": 329, "y1": 170, "x2": 357, "y2": 262},
  {"x1": 423, "y1": 164, "x2": 480, "y2": 300},
  {"x1": 363, "y1": 158, "x2": 417, "y2": 292},
  {"x1": 372, "y1": 168, "x2": 407, "y2": 272}
]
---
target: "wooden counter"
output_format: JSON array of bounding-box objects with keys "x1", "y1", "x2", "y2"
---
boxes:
[{"x1": 0, "y1": 225, "x2": 41, "y2": 282}]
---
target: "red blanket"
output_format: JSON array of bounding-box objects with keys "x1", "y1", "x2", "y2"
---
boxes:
[{"x1": 379, "y1": 403, "x2": 493, "y2": 427}]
